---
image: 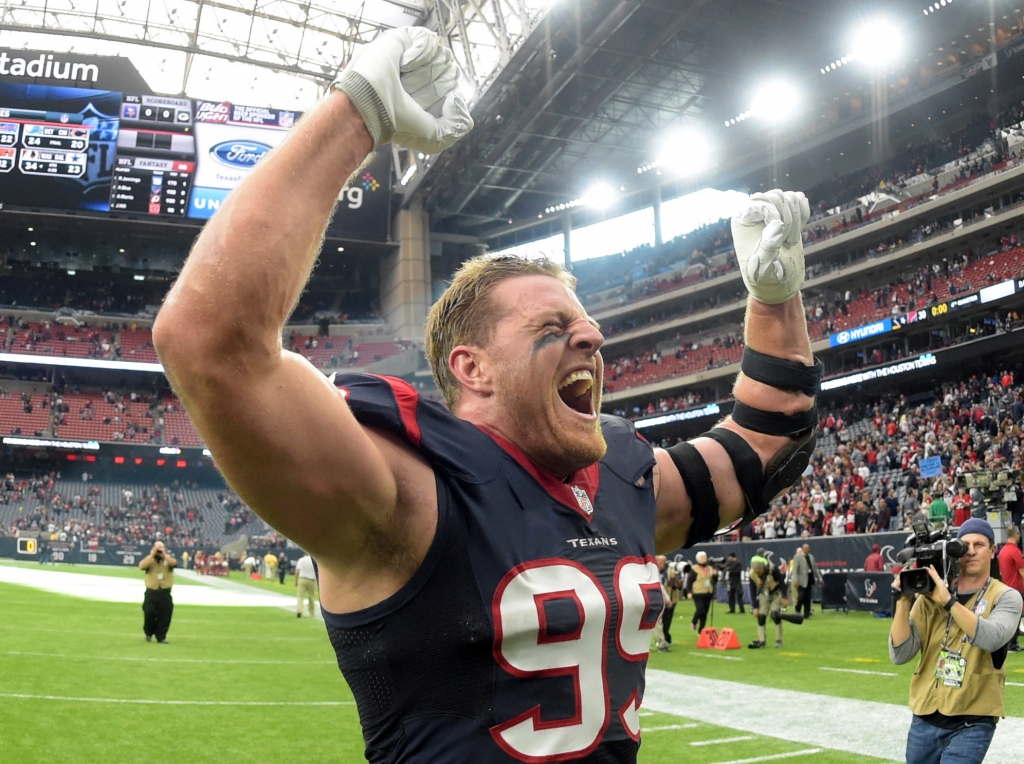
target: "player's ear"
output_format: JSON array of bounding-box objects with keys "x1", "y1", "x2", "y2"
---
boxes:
[{"x1": 449, "y1": 345, "x2": 494, "y2": 398}]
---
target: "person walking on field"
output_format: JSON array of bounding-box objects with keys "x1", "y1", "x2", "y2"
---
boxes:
[
  {"x1": 294, "y1": 553, "x2": 317, "y2": 618},
  {"x1": 139, "y1": 541, "x2": 176, "y2": 643}
]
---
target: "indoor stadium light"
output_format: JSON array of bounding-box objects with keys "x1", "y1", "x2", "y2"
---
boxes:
[
  {"x1": 654, "y1": 129, "x2": 712, "y2": 176},
  {"x1": 748, "y1": 80, "x2": 800, "y2": 123},
  {"x1": 849, "y1": 17, "x2": 904, "y2": 68},
  {"x1": 581, "y1": 183, "x2": 616, "y2": 209}
]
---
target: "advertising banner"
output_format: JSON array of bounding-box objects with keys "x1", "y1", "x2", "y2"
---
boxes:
[{"x1": 845, "y1": 571, "x2": 895, "y2": 612}]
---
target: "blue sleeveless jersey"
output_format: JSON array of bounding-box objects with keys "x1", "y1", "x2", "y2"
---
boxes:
[{"x1": 323, "y1": 373, "x2": 663, "y2": 764}]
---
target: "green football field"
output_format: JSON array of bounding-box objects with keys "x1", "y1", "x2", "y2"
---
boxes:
[{"x1": 1, "y1": 562, "x2": 1022, "y2": 763}]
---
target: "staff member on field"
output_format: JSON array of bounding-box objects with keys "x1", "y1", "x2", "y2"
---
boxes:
[
  {"x1": 139, "y1": 541, "x2": 176, "y2": 643},
  {"x1": 294, "y1": 553, "x2": 318, "y2": 618},
  {"x1": 890, "y1": 519, "x2": 1023, "y2": 764}
]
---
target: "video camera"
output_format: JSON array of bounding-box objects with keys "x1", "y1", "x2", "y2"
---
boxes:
[{"x1": 896, "y1": 513, "x2": 966, "y2": 594}]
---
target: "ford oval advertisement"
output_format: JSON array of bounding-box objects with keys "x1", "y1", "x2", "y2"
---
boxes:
[{"x1": 189, "y1": 100, "x2": 295, "y2": 219}]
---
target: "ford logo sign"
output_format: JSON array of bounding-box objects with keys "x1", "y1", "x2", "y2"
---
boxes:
[{"x1": 209, "y1": 140, "x2": 271, "y2": 168}]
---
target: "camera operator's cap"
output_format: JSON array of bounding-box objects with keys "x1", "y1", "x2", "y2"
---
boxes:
[
  {"x1": 872, "y1": 544, "x2": 881, "y2": 552},
  {"x1": 956, "y1": 518, "x2": 995, "y2": 544}
]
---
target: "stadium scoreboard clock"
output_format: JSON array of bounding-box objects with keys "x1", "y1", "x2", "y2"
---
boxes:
[{"x1": 16, "y1": 537, "x2": 37, "y2": 555}]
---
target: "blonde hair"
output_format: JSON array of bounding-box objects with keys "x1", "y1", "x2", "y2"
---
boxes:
[{"x1": 426, "y1": 254, "x2": 576, "y2": 410}]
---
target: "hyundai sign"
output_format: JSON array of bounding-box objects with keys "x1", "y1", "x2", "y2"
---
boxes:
[{"x1": 829, "y1": 318, "x2": 893, "y2": 348}]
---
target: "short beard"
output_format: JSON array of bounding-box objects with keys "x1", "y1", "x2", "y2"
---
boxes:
[{"x1": 494, "y1": 374, "x2": 606, "y2": 476}]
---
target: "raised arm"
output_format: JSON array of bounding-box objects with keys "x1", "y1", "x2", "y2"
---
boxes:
[
  {"x1": 655, "y1": 191, "x2": 817, "y2": 551},
  {"x1": 153, "y1": 29, "x2": 471, "y2": 573}
]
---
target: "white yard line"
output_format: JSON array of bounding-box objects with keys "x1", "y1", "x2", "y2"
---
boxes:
[
  {"x1": 691, "y1": 736, "x2": 756, "y2": 746},
  {"x1": 643, "y1": 723, "x2": 702, "y2": 731},
  {"x1": 711, "y1": 751, "x2": 822, "y2": 764},
  {"x1": 643, "y1": 669, "x2": 1024, "y2": 762},
  {"x1": 1, "y1": 650, "x2": 333, "y2": 665},
  {"x1": 0, "y1": 564, "x2": 303, "y2": 611},
  {"x1": 818, "y1": 667, "x2": 897, "y2": 677},
  {"x1": 0, "y1": 693, "x2": 354, "y2": 706},
  {"x1": 1007, "y1": 682, "x2": 1024, "y2": 687},
  {"x1": 688, "y1": 652, "x2": 743, "y2": 661}
]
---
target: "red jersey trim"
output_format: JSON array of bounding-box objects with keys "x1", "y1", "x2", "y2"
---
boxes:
[
  {"x1": 477, "y1": 426, "x2": 600, "y2": 522},
  {"x1": 376, "y1": 375, "x2": 422, "y2": 448}
]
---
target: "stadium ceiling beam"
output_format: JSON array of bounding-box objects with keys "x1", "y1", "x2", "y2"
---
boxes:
[
  {"x1": 482, "y1": 0, "x2": 708, "y2": 222},
  {"x1": 0, "y1": 0, "x2": 419, "y2": 87},
  {"x1": 440, "y1": 0, "x2": 645, "y2": 218}
]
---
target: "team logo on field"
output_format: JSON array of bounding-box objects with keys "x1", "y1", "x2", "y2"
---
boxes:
[{"x1": 571, "y1": 485, "x2": 594, "y2": 515}]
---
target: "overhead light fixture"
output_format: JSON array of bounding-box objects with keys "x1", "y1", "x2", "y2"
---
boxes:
[
  {"x1": 849, "y1": 17, "x2": 905, "y2": 67},
  {"x1": 133, "y1": 275, "x2": 145, "y2": 281},
  {"x1": 749, "y1": 81, "x2": 800, "y2": 123},
  {"x1": 649, "y1": 128, "x2": 712, "y2": 176},
  {"x1": 580, "y1": 183, "x2": 616, "y2": 209},
  {"x1": 544, "y1": 198, "x2": 583, "y2": 215},
  {"x1": 400, "y1": 163, "x2": 417, "y2": 186}
]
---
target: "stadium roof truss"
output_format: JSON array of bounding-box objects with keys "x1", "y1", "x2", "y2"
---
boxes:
[{"x1": 0, "y1": 0, "x2": 551, "y2": 105}]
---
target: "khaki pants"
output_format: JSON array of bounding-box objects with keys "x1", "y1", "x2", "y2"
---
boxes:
[
  {"x1": 757, "y1": 589, "x2": 784, "y2": 644},
  {"x1": 296, "y1": 577, "x2": 317, "y2": 617}
]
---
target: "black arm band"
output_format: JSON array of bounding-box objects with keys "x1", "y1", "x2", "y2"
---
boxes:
[
  {"x1": 703, "y1": 427, "x2": 769, "y2": 519},
  {"x1": 741, "y1": 349, "x2": 823, "y2": 397},
  {"x1": 664, "y1": 441, "x2": 720, "y2": 548},
  {"x1": 731, "y1": 401, "x2": 818, "y2": 436}
]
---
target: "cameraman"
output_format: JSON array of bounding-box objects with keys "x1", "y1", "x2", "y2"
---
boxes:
[
  {"x1": 889, "y1": 519, "x2": 1023, "y2": 764},
  {"x1": 725, "y1": 552, "x2": 745, "y2": 614},
  {"x1": 688, "y1": 551, "x2": 717, "y2": 634},
  {"x1": 139, "y1": 541, "x2": 177, "y2": 643}
]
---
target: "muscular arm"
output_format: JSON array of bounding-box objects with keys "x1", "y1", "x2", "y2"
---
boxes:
[
  {"x1": 654, "y1": 294, "x2": 814, "y2": 551},
  {"x1": 153, "y1": 92, "x2": 427, "y2": 576}
]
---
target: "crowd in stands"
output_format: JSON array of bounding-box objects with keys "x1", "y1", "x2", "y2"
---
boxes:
[
  {"x1": 0, "y1": 472, "x2": 261, "y2": 549},
  {"x1": 573, "y1": 94, "x2": 1024, "y2": 327},
  {"x1": 649, "y1": 370, "x2": 1024, "y2": 542}
]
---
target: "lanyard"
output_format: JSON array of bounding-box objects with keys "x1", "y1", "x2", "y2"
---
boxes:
[{"x1": 940, "y1": 577, "x2": 991, "y2": 650}]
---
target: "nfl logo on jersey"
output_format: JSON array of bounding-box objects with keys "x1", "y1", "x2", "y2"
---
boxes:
[{"x1": 571, "y1": 485, "x2": 594, "y2": 515}]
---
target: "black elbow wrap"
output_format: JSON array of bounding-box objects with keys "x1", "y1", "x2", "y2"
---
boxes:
[
  {"x1": 664, "y1": 441, "x2": 720, "y2": 548},
  {"x1": 741, "y1": 348, "x2": 822, "y2": 396},
  {"x1": 703, "y1": 425, "x2": 818, "y2": 528}
]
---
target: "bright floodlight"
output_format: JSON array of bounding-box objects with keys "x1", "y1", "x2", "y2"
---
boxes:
[
  {"x1": 581, "y1": 183, "x2": 616, "y2": 209},
  {"x1": 749, "y1": 80, "x2": 800, "y2": 123},
  {"x1": 849, "y1": 17, "x2": 904, "y2": 68},
  {"x1": 656, "y1": 129, "x2": 712, "y2": 175}
]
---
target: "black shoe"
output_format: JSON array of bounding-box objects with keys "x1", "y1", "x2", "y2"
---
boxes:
[
  {"x1": 1007, "y1": 644, "x2": 1022, "y2": 652},
  {"x1": 145, "y1": 635, "x2": 152, "y2": 642},
  {"x1": 728, "y1": 609, "x2": 736, "y2": 614},
  {"x1": 748, "y1": 640, "x2": 765, "y2": 649},
  {"x1": 296, "y1": 613, "x2": 301, "y2": 618},
  {"x1": 157, "y1": 639, "x2": 169, "y2": 644}
]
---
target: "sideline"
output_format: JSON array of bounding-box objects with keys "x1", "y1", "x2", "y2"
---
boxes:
[
  {"x1": 0, "y1": 564, "x2": 300, "y2": 610},
  {"x1": 643, "y1": 669, "x2": 1024, "y2": 762},
  {"x1": 2, "y1": 650, "x2": 334, "y2": 665},
  {"x1": 0, "y1": 693, "x2": 353, "y2": 706}
]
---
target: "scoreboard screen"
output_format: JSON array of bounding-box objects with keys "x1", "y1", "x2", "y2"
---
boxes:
[
  {"x1": 0, "y1": 83, "x2": 392, "y2": 241},
  {"x1": 0, "y1": 84, "x2": 119, "y2": 211}
]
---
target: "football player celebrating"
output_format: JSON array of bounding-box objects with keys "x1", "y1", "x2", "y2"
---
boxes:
[{"x1": 155, "y1": 27, "x2": 818, "y2": 764}]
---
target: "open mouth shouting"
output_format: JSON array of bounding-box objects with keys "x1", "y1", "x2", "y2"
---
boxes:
[{"x1": 557, "y1": 368, "x2": 597, "y2": 419}]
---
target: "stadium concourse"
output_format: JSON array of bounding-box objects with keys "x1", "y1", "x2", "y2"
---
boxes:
[{"x1": 4, "y1": 1, "x2": 1024, "y2": 763}]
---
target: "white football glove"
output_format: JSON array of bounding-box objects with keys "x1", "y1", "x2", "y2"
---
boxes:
[
  {"x1": 333, "y1": 27, "x2": 473, "y2": 154},
  {"x1": 731, "y1": 190, "x2": 811, "y2": 305}
]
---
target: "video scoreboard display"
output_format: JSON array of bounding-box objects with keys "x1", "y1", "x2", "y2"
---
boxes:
[{"x1": 0, "y1": 82, "x2": 393, "y2": 241}]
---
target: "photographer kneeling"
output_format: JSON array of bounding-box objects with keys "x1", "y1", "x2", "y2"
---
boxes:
[{"x1": 890, "y1": 519, "x2": 1023, "y2": 764}]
